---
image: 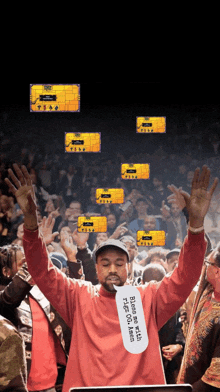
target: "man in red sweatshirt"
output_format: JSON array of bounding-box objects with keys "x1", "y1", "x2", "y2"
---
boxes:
[{"x1": 5, "y1": 164, "x2": 218, "y2": 392}]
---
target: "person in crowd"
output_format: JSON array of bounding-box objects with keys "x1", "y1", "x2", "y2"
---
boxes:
[
  {"x1": 0, "y1": 241, "x2": 71, "y2": 392},
  {"x1": 0, "y1": 195, "x2": 14, "y2": 245},
  {"x1": 139, "y1": 247, "x2": 169, "y2": 271},
  {"x1": 150, "y1": 173, "x2": 170, "y2": 215},
  {"x1": 58, "y1": 200, "x2": 83, "y2": 233},
  {"x1": 142, "y1": 263, "x2": 166, "y2": 283},
  {"x1": 160, "y1": 199, "x2": 187, "y2": 248},
  {"x1": 0, "y1": 315, "x2": 28, "y2": 391},
  {"x1": 44, "y1": 196, "x2": 65, "y2": 233},
  {"x1": 5, "y1": 163, "x2": 217, "y2": 391},
  {"x1": 143, "y1": 215, "x2": 157, "y2": 231},
  {"x1": 29, "y1": 168, "x2": 48, "y2": 212},
  {"x1": 166, "y1": 248, "x2": 180, "y2": 273},
  {"x1": 128, "y1": 197, "x2": 160, "y2": 235},
  {"x1": 204, "y1": 195, "x2": 220, "y2": 248},
  {"x1": 119, "y1": 235, "x2": 144, "y2": 285},
  {"x1": 177, "y1": 243, "x2": 220, "y2": 391},
  {"x1": 11, "y1": 222, "x2": 24, "y2": 246},
  {"x1": 142, "y1": 263, "x2": 185, "y2": 384},
  {"x1": 106, "y1": 213, "x2": 119, "y2": 236},
  {"x1": 59, "y1": 164, "x2": 82, "y2": 206},
  {"x1": 0, "y1": 217, "x2": 86, "y2": 391}
]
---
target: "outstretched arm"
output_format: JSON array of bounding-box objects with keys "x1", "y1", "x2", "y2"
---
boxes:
[
  {"x1": 5, "y1": 164, "x2": 38, "y2": 231},
  {"x1": 4, "y1": 164, "x2": 79, "y2": 327},
  {"x1": 168, "y1": 166, "x2": 218, "y2": 231},
  {"x1": 154, "y1": 166, "x2": 218, "y2": 329}
]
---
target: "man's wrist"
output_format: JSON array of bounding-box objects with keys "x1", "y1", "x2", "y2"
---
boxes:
[
  {"x1": 188, "y1": 225, "x2": 204, "y2": 234},
  {"x1": 189, "y1": 217, "x2": 204, "y2": 229},
  {"x1": 66, "y1": 252, "x2": 77, "y2": 262},
  {"x1": 24, "y1": 214, "x2": 38, "y2": 231},
  {"x1": 77, "y1": 243, "x2": 88, "y2": 250}
]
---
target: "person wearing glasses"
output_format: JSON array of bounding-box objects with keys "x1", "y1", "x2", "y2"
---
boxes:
[{"x1": 177, "y1": 246, "x2": 220, "y2": 391}]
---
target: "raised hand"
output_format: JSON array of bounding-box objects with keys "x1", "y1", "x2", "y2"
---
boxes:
[
  {"x1": 168, "y1": 166, "x2": 218, "y2": 229},
  {"x1": 72, "y1": 228, "x2": 89, "y2": 248},
  {"x1": 4, "y1": 164, "x2": 38, "y2": 230},
  {"x1": 40, "y1": 214, "x2": 59, "y2": 245},
  {"x1": 167, "y1": 186, "x2": 186, "y2": 211},
  {"x1": 60, "y1": 229, "x2": 78, "y2": 262},
  {"x1": 160, "y1": 200, "x2": 171, "y2": 220}
]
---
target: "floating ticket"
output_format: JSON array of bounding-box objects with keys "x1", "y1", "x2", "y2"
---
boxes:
[
  {"x1": 136, "y1": 117, "x2": 166, "y2": 133},
  {"x1": 136, "y1": 230, "x2": 166, "y2": 246},
  {"x1": 77, "y1": 216, "x2": 107, "y2": 233},
  {"x1": 121, "y1": 164, "x2": 150, "y2": 180},
  {"x1": 65, "y1": 133, "x2": 101, "y2": 153},
  {"x1": 30, "y1": 84, "x2": 80, "y2": 112},
  {"x1": 96, "y1": 188, "x2": 124, "y2": 204}
]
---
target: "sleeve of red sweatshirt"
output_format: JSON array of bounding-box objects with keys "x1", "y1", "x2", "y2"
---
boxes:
[
  {"x1": 154, "y1": 230, "x2": 207, "y2": 330},
  {"x1": 22, "y1": 227, "x2": 86, "y2": 329}
]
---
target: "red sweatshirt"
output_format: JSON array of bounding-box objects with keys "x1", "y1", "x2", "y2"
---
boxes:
[{"x1": 23, "y1": 228, "x2": 206, "y2": 392}]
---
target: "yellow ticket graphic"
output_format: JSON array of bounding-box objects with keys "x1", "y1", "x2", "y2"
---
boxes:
[
  {"x1": 136, "y1": 230, "x2": 166, "y2": 246},
  {"x1": 65, "y1": 133, "x2": 101, "y2": 153},
  {"x1": 77, "y1": 216, "x2": 107, "y2": 233},
  {"x1": 30, "y1": 84, "x2": 80, "y2": 112},
  {"x1": 136, "y1": 117, "x2": 166, "y2": 133},
  {"x1": 96, "y1": 188, "x2": 124, "y2": 204},
  {"x1": 121, "y1": 164, "x2": 150, "y2": 180}
]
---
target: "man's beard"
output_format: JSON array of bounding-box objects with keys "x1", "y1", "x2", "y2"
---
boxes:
[{"x1": 102, "y1": 274, "x2": 124, "y2": 292}]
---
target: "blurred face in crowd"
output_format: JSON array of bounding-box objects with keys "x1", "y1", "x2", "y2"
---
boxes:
[
  {"x1": 166, "y1": 253, "x2": 179, "y2": 272},
  {"x1": 149, "y1": 255, "x2": 165, "y2": 266},
  {"x1": 60, "y1": 226, "x2": 72, "y2": 235},
  {"x1": 135, "y1": 201, "x2": 148, "y2": 216},
  {"x1": 68, "y1": 202, "x2": 82, "y2": 221},
  {"x1": 153, "y1": 177, "x2": 162, "y2": 188},
  {"x1": 45, "y1": 199, "x2": 55, "y2": 213},
  {"x1": 17, "y1": 223, "x2": 24, "y2": 239},
  {"x1": 122, "y1": 241, "x2": 137, "y2": 262},
  {"x1": 2, "y1": 248, "x2": 26, "y2": 280},
  {"x1": 171, "y1": 203, "x2": 180, "y2": 218},
  {"x1": 107, "y1": 214, "x2": 117, "y2": 229},
  {"x1": 30, "y1": 171, "x2": 37, "y2": 185},
  {"x1": 96, "y1": 233, "x2": 109, "y2": 246},
  {"x1": 179, "y1": 165, "x2": 186, "y2": 175},
  {"x1": 143, "y1": 216, "x2": 156, "y2": 231},
  {"x1": 209, "y1": 198, "x2": 219, "y2": 213},
  {"x1": 187, "y1": 171, "x2": 194, "y2": 184},
  {"x1": 0, "y1": 196, "x2": 10, "y2": 212},
  {"x1": 96, "y1": 248, "x2": 128, "y2": 293},
  {"x1": 11, "y1": 249, "x2": 26, "y2": 277}
]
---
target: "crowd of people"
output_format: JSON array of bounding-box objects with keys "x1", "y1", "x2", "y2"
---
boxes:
[{"x1": 1, "y1": 107, "x2": 220, "y2": 391}]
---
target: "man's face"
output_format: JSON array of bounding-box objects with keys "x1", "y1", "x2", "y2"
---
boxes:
[
  {"x1": 96, "y1": 248, "x2": 128, "y2": 293},
  {"x1": 166, "y1": 253, "x2": 179, "y2": 272},
  {"x1": 143, "y1": 217, "x2": 156, "y2": 231}
]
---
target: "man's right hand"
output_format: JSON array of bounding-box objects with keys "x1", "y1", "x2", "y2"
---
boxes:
[
  {"x1": 168, "y1": 166, "x2": 218, "y2": 230},
  {"x1": 5, "y1": 164, "x2": 38, "y2": 231}
]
